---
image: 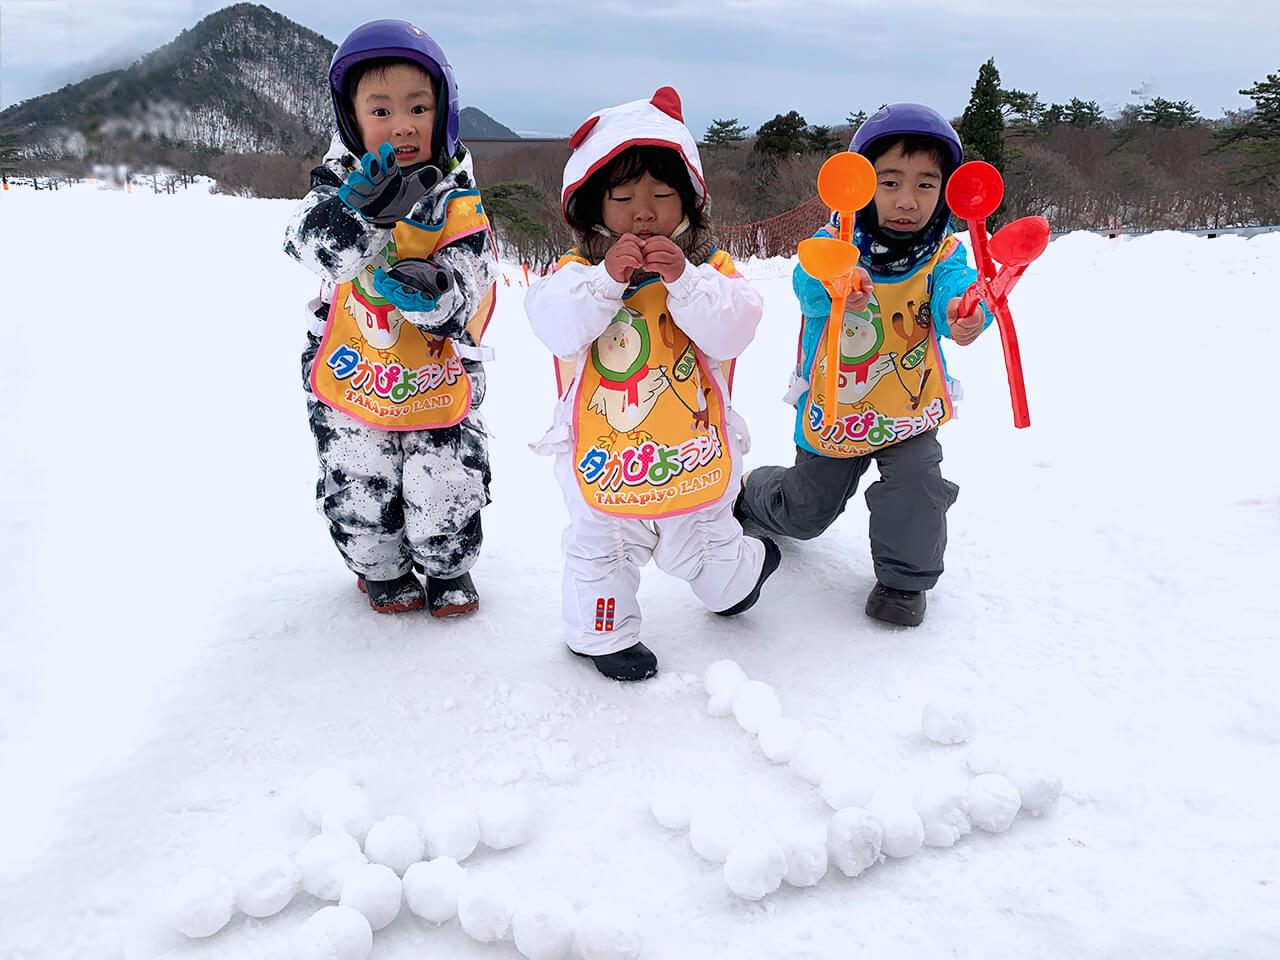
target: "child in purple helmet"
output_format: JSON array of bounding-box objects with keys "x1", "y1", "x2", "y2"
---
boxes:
[
  {"x1": 283, "y1": 20, "x2": 499, "y2": 617},
  {"x1": 735, "y1": 103, "x2": 992, "y2": 628}
]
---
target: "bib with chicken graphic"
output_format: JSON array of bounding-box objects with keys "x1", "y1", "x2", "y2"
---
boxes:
[
  {"x1": 567, "y1": 256, "x2": 738, "y2": 519},
  {"x1": 310, "y1": 190, "x2": 495, "y2": 430},
  {"x1": 801, "y1": 237, "x2": 957, "y2": 457}
]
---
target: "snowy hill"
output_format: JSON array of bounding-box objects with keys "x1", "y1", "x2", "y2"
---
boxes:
[
  {"x1": 0, "y1": 4, "x2": 518, "y2": 162},
  {"x1": 0, "y1": 184, "x2": 1277, "y2": 959}
]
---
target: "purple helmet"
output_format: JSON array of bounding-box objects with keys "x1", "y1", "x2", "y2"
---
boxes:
[
  {"x1": 329, "y1": 19, "x2": 460, "y2": 162},
  {"x1": 850, "y1": 103, "x2": 963, "y2": 170}
]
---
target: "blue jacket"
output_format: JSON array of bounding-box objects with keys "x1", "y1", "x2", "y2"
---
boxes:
[{"x1": 790, "y1": 223, "x2": 992, "y2": 454}]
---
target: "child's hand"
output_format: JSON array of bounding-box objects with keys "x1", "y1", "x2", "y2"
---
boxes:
[
  {"x1": 946, "y1": 296, "x2": 985, "y2": 346},
  {"x1": 604, "y1": 233, "x2": 645, "y2": 283},
  {"x1": 639, "y1": 235, "x2": 686, "y2": 284},
  {"x1": 339, "y1": 142, "x2": 442, "y2": 227},
  {"x1": 844, "y1": 267, "x2": 873, "y2": 313}
]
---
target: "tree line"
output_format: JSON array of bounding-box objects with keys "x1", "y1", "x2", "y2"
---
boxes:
[{"x1": 3, "y1": 62, "x2": 1276, "y2": 264}]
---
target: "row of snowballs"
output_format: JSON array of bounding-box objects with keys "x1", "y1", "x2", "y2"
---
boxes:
[
  {"x1": 644, "y1": 662, "x2": 1063, "y2": 900},
  {"x1": 166, "y1": 768, "x2": 643, "y2": 960}
]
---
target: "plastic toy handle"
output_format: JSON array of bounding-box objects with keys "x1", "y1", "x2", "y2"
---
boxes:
[
  {"x1": 824, "y1": 295, "x2": 847, "y2": 425},
  {"x1": 958, "y1": 281, "x2": 986, "y2": 320},
  {"x1": 992, "y1": 298, "x2": 1030, "y2": 429}
]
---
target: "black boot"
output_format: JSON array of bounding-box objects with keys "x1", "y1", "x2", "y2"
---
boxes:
[
  {"x1": 714, "y1": 536, "x2": 781, "y2": 616},
  {"x1": 425, "y1": 572, "x2": 480, "y2": 618},
  {"x1": 573, "y1": 642, "x2": 658, "y2": 682},
  {"x1": 357, "y1": 572, "x2": 425, "y2": 613},
  {"x1": 865, "y1": 582, "x2": 926, "y2": 626}
]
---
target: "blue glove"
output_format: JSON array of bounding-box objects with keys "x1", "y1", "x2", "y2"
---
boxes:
[
  {"x1": 338, "y1": 142, "x2": 443, "y2": 227},
  {"x1": 373, "y1": 258, "x2": 454, "y2": 313}
]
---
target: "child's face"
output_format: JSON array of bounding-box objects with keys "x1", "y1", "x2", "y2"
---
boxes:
[
  {"x1": 871, "y1": 144, "x2": 943, "y2": 234},
  {"x1": 352, "y1": 63, "x2": 437, "y2": 165},
  {"x1": 601, "y1": 172, "x2": 684, "y2": 239}
]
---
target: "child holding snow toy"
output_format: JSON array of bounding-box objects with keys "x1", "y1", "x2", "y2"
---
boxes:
[
  {"x1": 734, "y1": 104, "x2": 992, "y2": 628},
  {"x1": 282, "y1": 20, "x2": 498, "y2": 616},
  {"x1": 524, "y1": 87, "x2": 781, "y2": 682}
]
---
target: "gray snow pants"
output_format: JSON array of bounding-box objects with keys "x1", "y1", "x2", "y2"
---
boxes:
[
  {"x1": 302, "y1": 334, "x2": 490, "y2": 582},
  {"x1": 736, "y1": 430, "x2": 958, "y2": 591}
]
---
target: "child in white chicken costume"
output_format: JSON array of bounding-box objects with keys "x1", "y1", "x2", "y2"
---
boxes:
[{"x1": 525, "y1": 87, "x2": 780, "y2": 681}]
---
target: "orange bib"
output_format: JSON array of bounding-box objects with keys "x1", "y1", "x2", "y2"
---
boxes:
[
  {"x1": 564, "y1": 253, "x2": 741, "y2": 519},
  {"x1": 800, "y1": 238, "x2": 956, "y2": 457},
  {"x1": 310, "y1": 190, "x2": 495, "y2": 430}
]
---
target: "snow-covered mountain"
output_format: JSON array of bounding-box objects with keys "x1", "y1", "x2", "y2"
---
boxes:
[{"x1": 0, "y1": 4, "x2": 516, "y2": 161}]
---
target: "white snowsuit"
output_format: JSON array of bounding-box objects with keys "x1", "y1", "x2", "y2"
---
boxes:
[{"x1": 527, "y1": 244, "x2": 766, "y2": 656}]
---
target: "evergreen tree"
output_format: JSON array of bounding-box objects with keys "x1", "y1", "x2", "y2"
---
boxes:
[
  {"x1": 1064, "y1": 98, "x2": 1106, "y2": 128},
  {"x1": 805, "y1": 124, "x2": 841, "y2": 155},
  {"x1": 753, "y1": 111, "x2": 809, "y2": 157},
  {"x1": 1216, "y1": 72, "x2": 1280, "y2": 186},
  {"x1": 1138, "y1": 97, "x2": 1203, "y2": 127},
  {"x1": 703, "y1": 118, "x2": 748, "y2": 149},
  {"x1": 957, "y1": 58, "x2": 1005, "y2": 170},
  {"x1": 846, "y1": 109, "x2": 868, "y2": 129},
  {"x1": 1000, "y1": 88, "x2": 1045, "y2": 132}
]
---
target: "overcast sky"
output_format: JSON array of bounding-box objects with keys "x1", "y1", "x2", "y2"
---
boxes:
[{"x1": 2, "y1": 0, "x2": 1277, "y2": 137}]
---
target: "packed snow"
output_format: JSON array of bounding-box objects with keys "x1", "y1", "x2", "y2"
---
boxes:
[{"x1": 1, "y1": 182, "x2": 1278, "y2": 958}]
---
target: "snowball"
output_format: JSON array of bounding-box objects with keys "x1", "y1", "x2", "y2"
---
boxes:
[
  {"x1": 402, "y1": 857, "x2": 466, "y2": 924},
  {"x1": 338, "y1": 863, "x2": 402, "y2": 932},
  {"x1": 478, "y1": 793, "x2": 533, "y2": 850},
  {"x1": 912, "y1": 784, "x2": 971, "y2": 848},
  {"x1": 650, "y1": 782, "x2": 702, "y2": 830},
  {"x1": 827, "y1": 808, "x2": 883, "y2": 877},
  {"x1": 457, "y1": 873, "x2": 520, "y2": 942},
  {"x1": 790, "y1": 729, "x2": 844, "y2": 785},
  {"x1": 363, "y1": 815, "x2": 424, "y2": 876},
  {"x1": 422, "y1": 802, "x2": 480, "y2": 862},
  {"x1": 297, "y1": 832, "x2": 368, "y2": 901},
  {"x1": 512, "y1": 892, "x2": 577, "y2": 960},
  {"x1": 300, "y1": 767, "x2": 355, "y2": 826},
  {"x1": 921, "y1": 695, "x2": 977, "y2": 745},
  {"x1": 778, "y1": 827, "x2": 828, "y2": 887},
  {"x1": 232, "y1": 850, "x2": 299, "y2": 918},
  {"x1": 722, "y1": 831, "x2": 787, "y2": 901},
  {"x1": 320, "y1": 784, "x2": 376, "y2": 844},
  {"x1": 166, "y1": 868, "x2": 234, "y2": 938},
  {"x1": 688, "y1": 806, "x2": 742, "y2": 863},
  {"x1": 732, "y1": 680, "x2": 782, "y2": 734},
  {"x1": 820, "y1": 764, "x2": 875, "y2": 811},
  {"x1": 575, "y1": 902, "x2": 644, "y2": 960},
  {"x1": 757, "y1": 717, "x2": 804, "y2": 763},
  {"x1": 866, "y1": 800, "x2": 924, "y2": 859},
  {"x1": 293, "y1": 905, "x2": 372, "y2": 960},
  {"x1": 1008, "y1": 767, "x2": 1062, "y2": 816},
  {"x1": 965, "y1": 737, "x2": 1012, "y2": 775},
  {"x1": 704, "y1": 659, "x2": 748, "y2": 698},
  {"x1": 967, "y1": 774, "x2": 1022, "y2": 832}
]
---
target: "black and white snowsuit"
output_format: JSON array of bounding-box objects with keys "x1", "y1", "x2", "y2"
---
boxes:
[{"x1": 283, "y1": 134, "x2": 499, "y2": 581}]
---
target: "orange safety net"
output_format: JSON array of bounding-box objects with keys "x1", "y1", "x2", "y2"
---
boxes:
[{"x1": 717, "y1": 195, "x2": 831, "y2": 261}]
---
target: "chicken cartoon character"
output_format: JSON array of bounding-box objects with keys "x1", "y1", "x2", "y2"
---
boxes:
[
  {"x1": 819, "y1": 297, "x2": 896, "y2": 405},
  {"x1": 587, "y1": 306, "x2": 669, "y2": 450},
  {"x1": 344, "y1": 247, "x2": 411, "y2": 363}
]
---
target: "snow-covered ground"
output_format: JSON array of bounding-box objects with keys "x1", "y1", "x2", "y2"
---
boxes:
[{"x1": 1, "y1": 182, "x2": 1277, "y2": 959}]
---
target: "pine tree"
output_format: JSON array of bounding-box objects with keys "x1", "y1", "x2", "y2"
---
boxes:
[
  {"x1": 805, "y1": 124, "x2": 841, "y2": 155},
  {"x1": 753, "y1": 111, "x2": 809, "y2": 157},
  {"x1": 1216, "y1": 72, "x2": 1280, "y2": 187},
  {"x1": 957, "y1": 58, "x2": 1005, "y2": 171},
  {"x1": 703, "y1": 118, "x2": 748, "y2": 149}
]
